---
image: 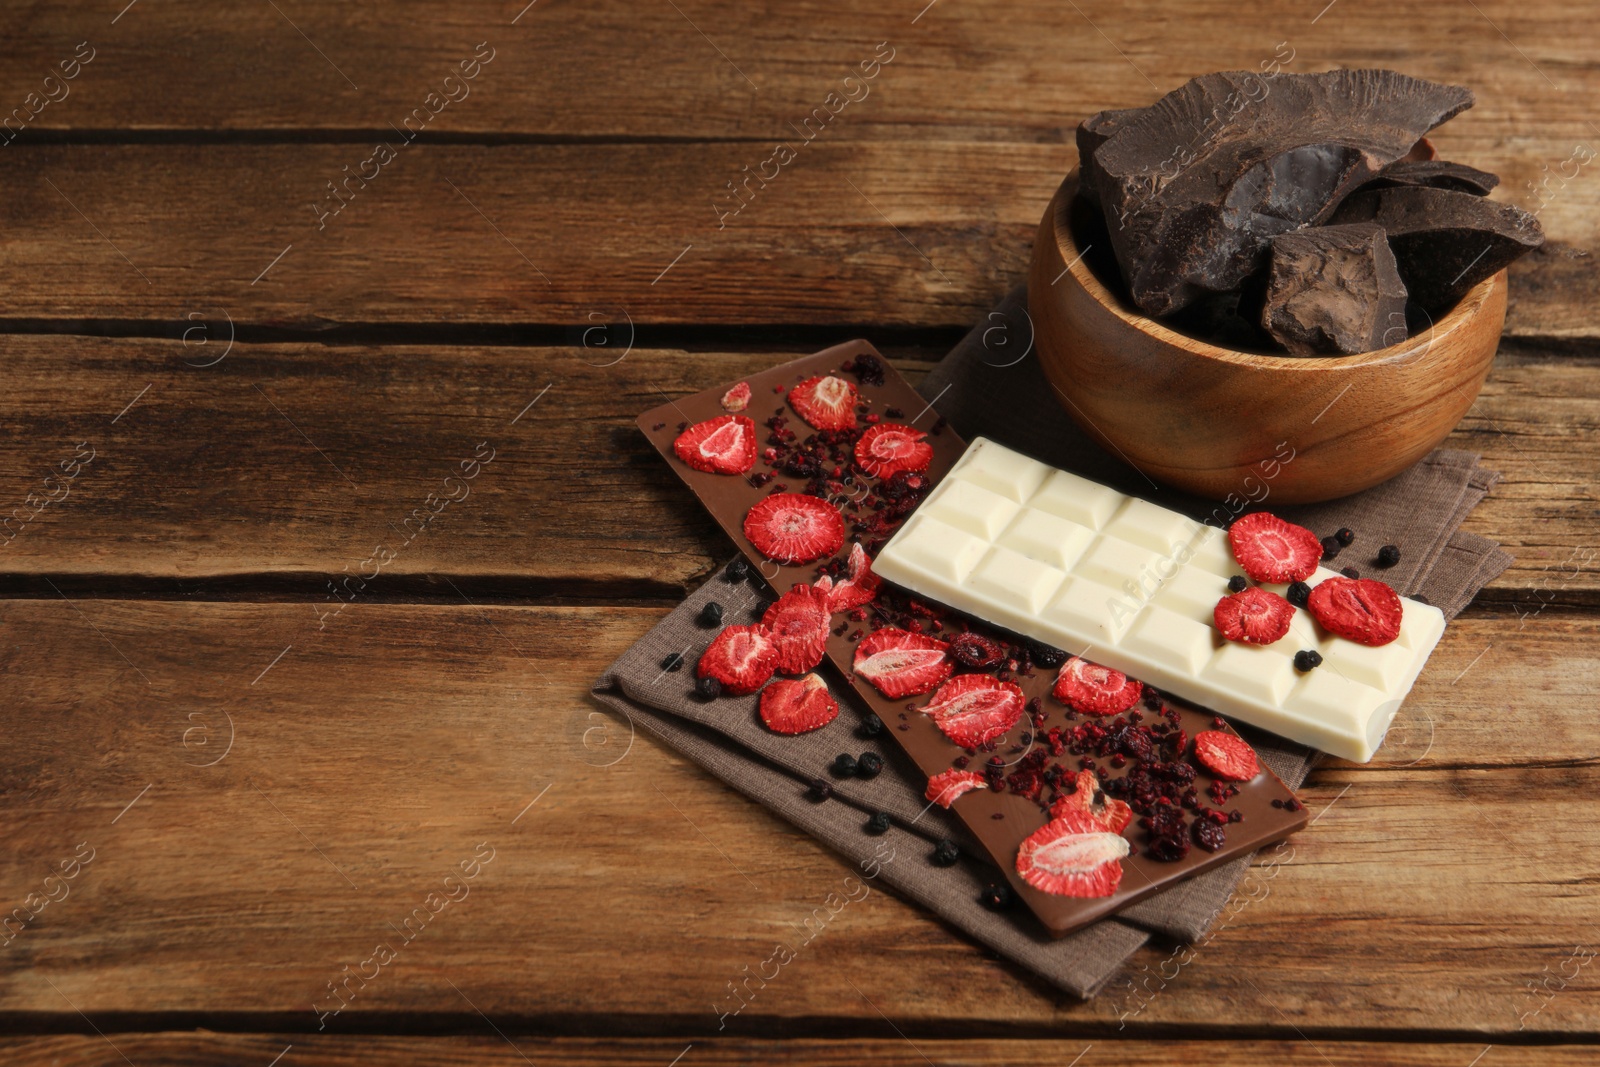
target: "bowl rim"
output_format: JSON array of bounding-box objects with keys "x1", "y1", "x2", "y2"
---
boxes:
[{"x1": 1050, "y1": 173, "x2": 1505, "y2": 371}]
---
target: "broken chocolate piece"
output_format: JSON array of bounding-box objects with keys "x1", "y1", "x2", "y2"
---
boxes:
[
  {"x1": 1362, "y1": 159, "x2": 1500, "y2": 196},
  {"x1": 1092, "y1": 69, "x2": 1474, "y2": 316},
  {"x1": 1261, "y1": 223, "x2": 1409, "y2": 355},
  {"x1": 1331, "y1": 185, "x2": 1543, "y2": 310},
  {"x1": 1075, "y1": 107, "x2": 1145, "y2": 209}
]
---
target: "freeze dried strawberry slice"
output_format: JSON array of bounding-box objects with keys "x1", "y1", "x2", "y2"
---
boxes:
[
  {"x1": 1050, "y1": 770, "x2": 1133, "y2": 834},
  {"x1": 1015, "y1": 810, "x2": 1130, "y2": 898},
  {"x1": 855, "y1": 423, "x2": 933, "y2": 479},
  {"x1": 824, "y1": 542, "x2": 881, "y2": 612},
  {"x1": 926, "y1": 769, "x2": 988, "y2": 808},
  {"x1": 1228, "y1": 512, "x2": 1322, "y2": 583},
  {"x1": 759, "y1": 674, "x2": 839, "y2": 734},
  {"x1": 743, "y1": 492, "x2": 845, "y2": 563},
  {"x1": 720, "y1": 381, "x2": 751, "y2": 412},
  {"x1": 762, "y1": 584, "x2": 832, "y2": 674},
  {"x1": 853, "y1": 627, "x2": 952, "y2": 699},
  {"x1": 673, "y1": 414, "x2": 756, "y2": 475},
  {"x1": 1194, "y1": 730, "x2": 1261, "y2": 781},
  {"x1": 922, "y1": 674, "x2": 1024, "y2": 749},
  {"x1": 788, "y1": 375, "x2": 859, "y2": 431},
  {"x1": 1213, "y1": 587, "x2": 1293, "y2": 645},
  {"x1": 697, "y1": 624, "x2": 777, "y2": 695},
  {"x1": 1307, "y1": 576, "x2": 1403, "y2": 646},
  {"x1": 1051, "y1": 657, "x2": 1143, "y2": 716}
]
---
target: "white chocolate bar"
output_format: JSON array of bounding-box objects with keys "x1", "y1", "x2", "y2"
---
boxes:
[{"x1": 876, "y1": 438, "x2": 1445, "y2": 762}]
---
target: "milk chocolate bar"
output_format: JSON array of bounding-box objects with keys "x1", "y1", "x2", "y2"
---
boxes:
[{"x1": 638, "y1": 343, "x2": 1307, "y2": 938}]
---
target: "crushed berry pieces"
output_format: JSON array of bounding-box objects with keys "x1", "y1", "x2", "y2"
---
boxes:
[
  {"x1": 1193, "y1": 819, "x2": 1227, "y2": 852},
  {"x1": 807, "y1": 778, "x2": 833, "y2": 802},
  {"x1": 949, "y1": 631, "x2": 1006, "y2": 670},
  {"x1": 831, "y1": 753, "x2": 859, "y2": 778},
  {"x1": 1335, "y1": 527, "x2": 1356, "y2": 546},
  {"x1": 1293, "y1": 649, "x2": 1323, "y2": 672},
  {"x1": 855, "y1": 752, "x2": 884, "y2": 779},
  {"x1": 1227, "y1": 574, "x2": 1248, "y2": 593},
  {"x1": 1149, "y1": 834, "x2": 1190, "y2": 862},
  {"x1": 1341, "y1": 566, "x2": 1360, "y2": 579},
  {"x1": 1285, "y1": 580, "x2": 1311, "y2": 608},
  {"x1": 849, "y1": 353, "x2": 886, "y2": 386},
  {"x1": 858, "y1": 713, "x2": 884, "y2": 738},
  {"x1": 1321, "y1": 536, "x2": 1342, "y2": 561},
  {"x1": 695, "y1": 676, "x2": 722, "y2": 701},
  {"x1": 931, "y1": 839, "x2": 961, "y2": 867},
  {"x1": 660, "y1": 652, "x2": 685, "y2": 672},
  {"x1": 697, "y1": 602, "x2": 724, "y2": 628},
  {"x1": 1377, "y1": 544, "x2": 1401, "y2": 567},
  {"x1": 979, "y1": 883, "x2": 1015, "y2": 911}
]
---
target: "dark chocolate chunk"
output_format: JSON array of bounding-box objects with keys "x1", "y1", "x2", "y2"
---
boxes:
[
  {"x1": 1362, "y1": 159, "x2": 1500, "y2": 195},
  {"x1": 1260, "y1": 222, "x2": 1410, "y2": 355},
  {"x1": 1331, "y1": 185, "x2": 1543, "y2": 310},
  {"x1": 1075, "y1": 106, "x2": 1146, "y2": 208},
  {"x1": 1092, "y1": 70, "x2": 1474, "y2": 316}
]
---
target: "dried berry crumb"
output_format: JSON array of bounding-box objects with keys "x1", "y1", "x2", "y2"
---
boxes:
[
  {"x1": 660, "y1": 652, "x2": 685, "y2": 672},
  {"x1": 865, "y1": 810, "x2": 891, "y2": 834},
  {"x1": 931, "y1": 839, "x2": 961, "y2": 867},
  {"x1": 858, "y1": 712, "x2": 884, "y2": 738},
  {"x1": 697, "y1": 602, "x2": 724, "y2": 628},
  {"x1": 807, "y1": 778, "x2": 833, "y2": 802},
  {"x1": 1285, "y1": 580, "x2": 1311, "y2": 608},
  {"x1": 1321, "y1": 536, "x2": 1342, "y2": 561},
  {"x1": 979, "y1": 883, "x2": 1015, "y2": 911},
  {"x1": 1227, "y1": 574, "x2": 1248, "y2": 593},
  {"x1": 1293, "y1": 649, "x2": 1323, "y2": 672},
  {"x1": 1341, "y1": 566, "x2": 1360, "y2": 580},
  {"x1": 831, "y1": 753, "x2": 858, "y2": 778},
  {"x1": 1377, "y1": 544, "x2": 1401, "y2": 567},
  {"x1": 1335, "y1": 527, "x2": 1355, "y2": 546},
  {"x1": 695, "y1": 676, "x2": 722, "y2": 701},
  {"x1": 1193, "y1": 819, "x2": 1227, "y2": 852},
  {"x1": 725, "y1": 558, "x2": 751, "y2": 583},
  {"x1": 855, "y1": 752, "x2": 884, "y2": 779}
]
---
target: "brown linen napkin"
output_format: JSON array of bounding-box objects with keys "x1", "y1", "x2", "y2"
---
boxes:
[{"x1": 593, "y1": 285, "x2": 1512, "y2": 997}]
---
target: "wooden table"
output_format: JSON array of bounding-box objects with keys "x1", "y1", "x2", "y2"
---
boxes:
[{"x1": 1, "y1": 2, "x2": 1595, "y2": 1063}]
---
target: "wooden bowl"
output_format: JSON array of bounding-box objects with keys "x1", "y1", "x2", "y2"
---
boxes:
[{"x1": 1028, "y1": 175, "x2": 1506, "y2": 505}]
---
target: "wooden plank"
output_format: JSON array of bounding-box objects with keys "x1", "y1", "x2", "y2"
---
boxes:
[
  {"x1": 0, "y1": 143, "x2": 1590, "y2": 336},
  {"x1": 1, "y1": 0, "x2": 1594, "y2": 150},
  {"x1": 1, "y1": 1035, "x2": 1592, "y2": 1066},
  {"x1": 0, "y1": 337, "x2": 1590, "y2": 602},
  {"x1": 1, "y1": 602, "x2": 1596, "y2": 1036}
]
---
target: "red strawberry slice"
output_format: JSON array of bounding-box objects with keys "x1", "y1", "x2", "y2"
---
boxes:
[
  {"x1": 743, "y1": 492, "x2": 845, "y2": 564},
  {"x1": 1228, "y1": 512, "x2": 1322, "y2": 583},
  {"x1": 824, "y1": 542, "x2": 881, "y2": 612},
  {"x1": 921, "y1": 674, "x2": 1025, "y2": 749},
  {"x1": 855, "y1": 423, "x2": 933, "y2": 479},
  {"x1": 1051, "y1": 657, "x2": 1143, "y2": 716},
  {"x1": 1214, "y1": 587, "x2": 1294, "y2": 645},
  {"x1": 1050, "y1": 770, "x2": 1133, "y2": 834},
  {"x1": 672, "y1": 414, "x2": 756, "y2": 475},
  {"x1": 1015, "y1": 810, "x2": 1130, "y2": 898},
  {"x1": 697, "y1": 624, "x2": 777, "y2": 695},
  {"x1": 761, "y1": 584, "x2": 832, "y2": 674},
  {"x1": 926, "y1": 769, "x2": 988, "y2": 808},
  {"x1": 1194, "y1": 730, "x2": 1261, "y2": 781},
  {"x1": 788, "y1": 375, "x2": 859, "y2": 431},
  {"x1": 853, "y1": 627, "x2": 952, "y2": 699},
  {"x1": 1307, "y1": 576, "x2": 1404, "y2": 646},
  {"x1": 759, "y1": 674, "x2": 839, "y2": 734},
  {"x1": 720, "y1": 381, "x2": 751, "y2": 412}
]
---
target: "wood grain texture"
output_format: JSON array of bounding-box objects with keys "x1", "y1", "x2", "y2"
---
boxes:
[
  {"x1": 0, "y1": 1035, "x2": 1591, "y2": 1066},
  {"x1": 1, "y1": 601, "x2": 1595, "y2": 1036},
  {"x1": 0, "y1": 337, "x2": 1590, "y2": 601},
  {"x1": 0, "y1": 142, "x2": 1589, "y2": 335}
]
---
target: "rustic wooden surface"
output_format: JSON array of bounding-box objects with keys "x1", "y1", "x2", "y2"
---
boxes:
[{"x1": 1, "y1": 0, "x2": 1597, "y2": 1062}]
